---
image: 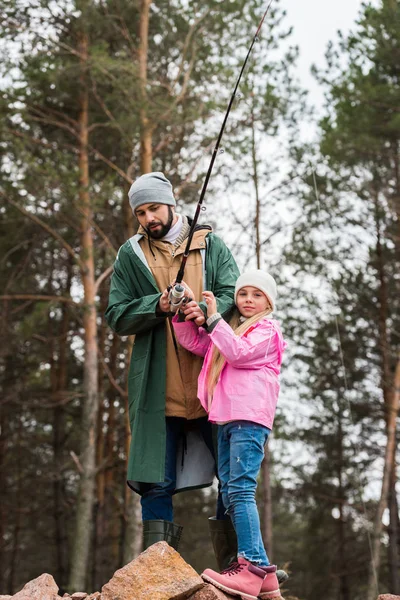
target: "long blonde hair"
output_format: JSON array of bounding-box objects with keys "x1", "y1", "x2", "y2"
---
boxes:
[{"x1": 206, "y1": 302, "x2": 273, "y2": 401}]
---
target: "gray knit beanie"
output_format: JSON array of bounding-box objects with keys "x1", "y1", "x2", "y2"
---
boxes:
[
  {"x1": 128, "y1": 172, "x2": 176, "y2": 212},
  {"x1": 234, "y1": 269, "x2": 277, "y2": 311}
]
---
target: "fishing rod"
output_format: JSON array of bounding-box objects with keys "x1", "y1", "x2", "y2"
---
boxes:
[{"x1": 169, "y1": 0, "x2": 275, "y2": 309}]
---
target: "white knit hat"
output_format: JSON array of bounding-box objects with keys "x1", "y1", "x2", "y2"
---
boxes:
[{"x1": 234, "y1": 269, "x2": 277, "y2": 311}]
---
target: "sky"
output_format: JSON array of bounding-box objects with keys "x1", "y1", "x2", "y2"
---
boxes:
[
  {"x1": 197, "y1": 0, "x2": 374, "y2": 254},
  {"x1": 283, "y1": 0, "x2": 366, "y2": 112}
]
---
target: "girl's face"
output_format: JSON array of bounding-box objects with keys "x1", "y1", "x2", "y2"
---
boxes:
[{"x1": 236, "y1": 286, "x2": 270, "y2": 317}]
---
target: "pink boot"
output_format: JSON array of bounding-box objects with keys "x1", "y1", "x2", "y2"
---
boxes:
[
  {"x1": 258, "y1": 565, "x2": 281, "y2": 599},
  {"x1": 202, "y1": 557, "x2": 279, "y2": 600}
]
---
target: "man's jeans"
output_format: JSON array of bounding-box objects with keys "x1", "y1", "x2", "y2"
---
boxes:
[
  {"x1": 218, "y1": 420, "x2": 271, "y2": 566},
  {"x1": 141, "y1": 416, "x2": 226, "y2": 522}
]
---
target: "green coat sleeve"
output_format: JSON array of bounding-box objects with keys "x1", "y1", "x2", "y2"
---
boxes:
[
  {"x1": 200, "y1": 234, "x2": 240, "y2": 319},
  {"x1": 105, "y1": 246, "x2": 167, "y2": 336}
]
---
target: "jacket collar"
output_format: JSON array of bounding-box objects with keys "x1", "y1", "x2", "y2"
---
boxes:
[{"x1": 136, "y1": 214, "x2": 212, "y2": 257}]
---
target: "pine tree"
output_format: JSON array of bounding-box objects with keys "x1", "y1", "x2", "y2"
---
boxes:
[
  {"x1": 1, "y1": 0, "x2": 298, "y2": 591},
  {"x1": 312, "y1": 0, "x2": 400, "y2": 593}
]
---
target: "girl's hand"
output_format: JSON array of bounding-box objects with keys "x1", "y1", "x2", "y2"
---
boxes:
[
  {"x1": 202, "y1": 291, "x2": 217, "y2": 317},
  {"x1": 182, "y1": 300, "x2": 206, "y2": 326}
]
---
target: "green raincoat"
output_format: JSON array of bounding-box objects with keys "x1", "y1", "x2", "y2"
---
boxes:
[{"x1": 105, "y1": 229, "x2": 239, "y2": 493}]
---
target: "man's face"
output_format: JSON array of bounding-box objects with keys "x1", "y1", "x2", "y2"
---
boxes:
[{"x1": 135, "y1": 203, "x2": 175, "y2": 239}]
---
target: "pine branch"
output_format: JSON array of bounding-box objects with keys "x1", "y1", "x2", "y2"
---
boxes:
[
  {"x1": 90, "y1": 75, "x2": 133, "y2": 146},
  {"x1": 4, "y1": 195, "x2": 83, "y2": 268},
  {"x1": 87, "y1": 143, "x2": 133, "y2": 184},
  {"x1": 73, "y1": 203, "x2": 117, "y2": 256},
  {"x1": 94, "y1": 266, "x2": 114, "y2": 294},
  {"x1": 101, "y1": 358, "x2": 128, "y2": 399}
]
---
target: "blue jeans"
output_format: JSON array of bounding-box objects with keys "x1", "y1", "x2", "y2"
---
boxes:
[
  {"x1": 141, "y1": 416, "x2": 226, "y2": 522},
  {"x1": 218, "y1": 420, "x2": 271, "y2": 566}
]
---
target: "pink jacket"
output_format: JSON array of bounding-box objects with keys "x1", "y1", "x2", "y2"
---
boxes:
[{"x1": 172, "y1": 316, "x2": 287, "y2": 430}]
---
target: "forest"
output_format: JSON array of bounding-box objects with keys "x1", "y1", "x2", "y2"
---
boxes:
[{"x1": 0, "y1": 1, "x2": 399, "y2": 599}]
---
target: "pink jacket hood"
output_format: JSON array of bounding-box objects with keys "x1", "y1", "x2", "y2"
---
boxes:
[{"x1": 172, "y1": 316, "x2": 287, "y2": 430}]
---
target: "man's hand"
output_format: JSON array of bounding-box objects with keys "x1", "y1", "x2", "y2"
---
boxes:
[
  {"x1": 158, "y1": 288, "x2": 170, "y2": 313},
  {"x1": 202, "y1": 291, "x2": 217, "y2": 318},
  {"x1": 182, "y1": 300, "x2": 206, "y2": 326}
]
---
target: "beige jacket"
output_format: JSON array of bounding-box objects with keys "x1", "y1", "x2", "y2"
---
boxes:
[{"x1": 139, "y1": 224, "x2": 208, "y2": 419}]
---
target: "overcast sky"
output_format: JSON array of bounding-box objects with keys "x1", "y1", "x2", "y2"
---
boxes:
[{"x1": 283, "y1": 0, "x2": 367, "y2": 112}]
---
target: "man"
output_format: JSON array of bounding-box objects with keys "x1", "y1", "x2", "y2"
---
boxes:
[{"x1": 105, "y1": 172, "x2": 239, "y2": 560}]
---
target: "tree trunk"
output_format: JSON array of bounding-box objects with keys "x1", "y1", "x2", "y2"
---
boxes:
[
  {"x1": 0, "y1": 302, "x2": 9, "y2": 592},
  {"x1": 53, "y1": 274, "x2": 71, "y2": 591},
  {"x1": 121, "y1": 46, "x2": 144, "y2": 556},
  {"x1": 388, "y1": 462, "x2": 400, "y2": 593},
  {"x1": 68, "y1": 29, "x2": 100, "y2": 592},
  {"x1": 370, "y1": 189, "x2": 400, "y2": 594},
  {"x1": 53, "y1": 404, "x2": 68, "y2": 588},
  {"x1": 251, "y1": 93, "x2": 273, "y2": 557},
  {"x1": 96, "y1": 282, "x2": 107, "y2": 512},
  {"x1": 92, "y1": 276, "x2": 108, "y2": 590},
  {"x1": 388, "y1": 140, "x2": 400, "y2": 593},
  {"x1": 119, "y1": 0, "x2": 154, "y2": 563},
  {"x1": 122, "y1": 487, "x2": 143, "y2": 563},
  {"x1": 337, "y1": 409, "x2": 350, "y2": 600},
  {"x1": 367, "y1": 356, "x2": 400, "y2": 599},
  {"x1": 8, "y1": 418, "x2": 22, "y2": 595},
  {"x1": 105, "y1": 333, "x2": 118, "y2": 492},
  {"x1": 138, "y1": 0, "x2": 153, "y2": 173},
  {"x1": 103, "y1": 333, "x2": 121, "y2": 571},
  {"x1": 0, "y1": 392, "x2": 5, "y2": 592}
]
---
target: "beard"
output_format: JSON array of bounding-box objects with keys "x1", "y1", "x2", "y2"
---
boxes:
[{"x1": 146, "y1": 206, "x2": 174, "y2": 239}]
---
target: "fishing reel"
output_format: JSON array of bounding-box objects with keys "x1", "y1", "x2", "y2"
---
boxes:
[{"x1": 167, "y1": 283, "x2": 192, "y2": 313}]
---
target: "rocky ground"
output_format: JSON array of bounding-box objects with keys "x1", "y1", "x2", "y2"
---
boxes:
[{"x1": 0, "y1": 542, "x2": 398, "y2": 600}]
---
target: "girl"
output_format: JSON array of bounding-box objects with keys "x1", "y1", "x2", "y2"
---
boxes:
[{"x1": 172, "y1": 269, "x2": 286, "y2": 600}]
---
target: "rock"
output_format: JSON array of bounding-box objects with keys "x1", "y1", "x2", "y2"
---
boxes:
[
  {"x1": 188, "y1": 584, "x2": 284, "y2": 600},
  {"x1": 101, "y1": 541, "x2": 204, "y2": 600},
  {"x1": 378, "y1": 596, "x2": 400, "y2": 600},
  {"x1": 71, "y1": 594, "x2": 87, "y2": 599},
  {"x1": 193, "y1": 585, "x2": 285, "y2": 600},
  {"x1": 87, "y1": 594, "x2": 101, "y2": 600},
  {"x1": 0, "y1": 596, "x2": 12, "y2": 600},
  {"x1": 188, "y1": 583, "x2": 237, "y2": 599},
  {"x1": 11, "y1": 574, "x2": 59, "y2": 600}
]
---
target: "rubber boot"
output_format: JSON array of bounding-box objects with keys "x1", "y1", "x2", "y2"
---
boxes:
[
  {"x1": 208, "y1": 517, "x2": 289, "y2": 584},
  {"x1": 142, "y1": 519, "x2": 183, "y2": 551},
  {"x1": 208, "y1": 516, "x2": 238, "y2": 571}
]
